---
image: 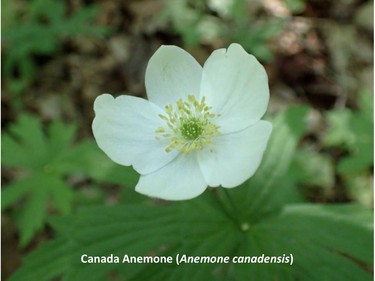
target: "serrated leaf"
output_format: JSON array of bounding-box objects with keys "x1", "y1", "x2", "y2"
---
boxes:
[
  {"x1": 13, "y1": 176, "x2": 49, "y2": 246},
  {"x1": 9, "y1": 198, "x2": 373, "y2": 281},
  {"x1": 3, "y1": 173, "x2": 75, "y2": 246},
  {"x1": 47, "y1": 120, "x2": 77, "y2": 155},
  {"x1": 2, "y1": 114, "x2": 48, "y2": 170},
  {"x1": 2, "y1": 177, "x2": 31, "y2": 210},
  {"x1": 2, "y1": 115, "x2": 83, "y2": 246},
  {"x1": 48, "y1": 177, "x2": 75, "y2": 215},
  {"x1": 2, "y1": 115, "x2": 78, "y2": 171},
  {"x1": 3, "y1": 113, "x2": 142, "y2": 246},
  {"x1": 9, "y1": 195, "x2": 236, "y2": 281},
  {"x1": 8, "y1": 237, "x2": 75, "y2": 281},
  {"x1": 54, "y1": 205, "x2": 185, "y2": 281}
]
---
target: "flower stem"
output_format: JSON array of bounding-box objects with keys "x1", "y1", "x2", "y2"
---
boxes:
[
  {"x1": 221, "y1": 189, "x2": 252, "y2": 232},
  {"x1": 222, "y1": 189, "x2": 239, "y2": 217},
  {"x1": 209, "y1": 189, "x2": 238, "y2": 223},
  {"x1": 217, "y1": 189, "x2": 244, "y2": 227}
]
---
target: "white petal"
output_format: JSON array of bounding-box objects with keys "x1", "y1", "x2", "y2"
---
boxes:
[
  {"x1": 145, "y1": 45, "x2": 202, "y2": 108},
  {"x1": 92, "y1": 94, "x2": 178, "y2": 174},
  {"x1": 201, "y1": 43, "x2": 269, "y2": 134},
  {"x1": 136, "y1": 153, "x2": 207, "y2": 200},
  {"x1": 198, "y1": 121, "x2": 272, "y2": 188}
]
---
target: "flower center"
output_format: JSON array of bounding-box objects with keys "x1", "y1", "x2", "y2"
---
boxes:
[
  {"x1": 156, "y1": 95, "x2": 220, "y2": 154},
  {"x1": 180, "y1": 118, "x2": 204, "y2": 140}
]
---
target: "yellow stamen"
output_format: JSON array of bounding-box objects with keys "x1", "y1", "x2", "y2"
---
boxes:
[{"x1": 155, "y1": 95, "x2": 220, "y2": 154}]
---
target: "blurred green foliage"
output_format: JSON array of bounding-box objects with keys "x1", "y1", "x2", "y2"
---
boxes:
[
  {"x1": 324, "y1": 91, "x2": 373, "y2": 174},
  {"x1": 2, "y1": 0, "x2": 109, "y2": 97},
  {"x1": 159, "y1": 0, "x2": 284, "y2": 61},
  {"x1": 284, "y1": 0, "x2": 307, "y2": 13},
  {"x1": 7, "y1": 106, "x2": 373, "y2": 281},
  {"x1": 323, "y1": 91, "x2": 373, "y2": 207},
  {"x1": 290, "y1": 144, "x2": 335, "y2": 193},
  {"x1": 2, "y1": 114, "x2": 139, "y2": 247}
]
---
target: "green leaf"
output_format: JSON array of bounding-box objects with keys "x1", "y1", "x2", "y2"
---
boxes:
[
  {"x1": 47, "y1": 120, "x2": 77, "y2": 155},
  {"x1": 9, "y1": 198, "x2": 373, "y2": 281},
  {"x1": 2, "y1": 115, "x2": 94, "y2": 246},
  {"x1": 2, "y1": 173, "x2": 75, "y2": 247},
  {"x1": 14, "y1": 180, "x2": 49, "y2": 246},
  {"x1": 2, "y1": 114, "x2": 48, "y2": 170},
  {"x1": 2, "y1": 113, "x2": 78, "y2": 171},
  {"x1": 227, "y1": 105, "x2": 310, "y2": 221},
  {"x1": 9, "y1": 203, "x2": 181, "y2": 281},
  {"x1": 233, "y1": 204, "x2": 373, "y2": 281},
  {"x1": 8, "y1": 237, "x2": 75, "y2": 281},
  {"x1": 2, "y1": 177, "x2": 31, "y2": 210},
  {"x1": 337, "y1": 147, "x2": 373, "y2": 174},
  {"x1": 49, "y1": 177, "x2": 75, "y2": 215}
]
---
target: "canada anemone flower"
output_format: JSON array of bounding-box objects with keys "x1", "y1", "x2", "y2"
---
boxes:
[{"x1": 93, "y1": 43, "x2": 272, "y2": 200}]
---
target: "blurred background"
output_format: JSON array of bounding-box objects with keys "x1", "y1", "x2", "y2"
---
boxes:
[{"x1": 2, "y1": 0, "x2": 373, "y2": 279}]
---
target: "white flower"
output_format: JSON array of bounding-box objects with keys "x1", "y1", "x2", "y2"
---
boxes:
[{"x1": 92, "y1": 43, "x2": 272, "y2": 200}]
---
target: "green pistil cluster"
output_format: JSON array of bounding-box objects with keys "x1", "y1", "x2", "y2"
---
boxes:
[{"x1": 156, "y1": 95, "x2": 220, "y2": 154}]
